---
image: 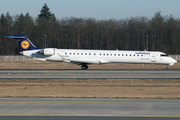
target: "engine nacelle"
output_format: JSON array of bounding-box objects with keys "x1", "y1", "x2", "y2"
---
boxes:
[{"x1": 38, "y1": 48, "x2": 55, "y2": 56}]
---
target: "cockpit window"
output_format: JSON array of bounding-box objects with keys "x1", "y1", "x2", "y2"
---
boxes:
[{"x1": 161, "y1": 54, "x2": 168, "y2": 57}]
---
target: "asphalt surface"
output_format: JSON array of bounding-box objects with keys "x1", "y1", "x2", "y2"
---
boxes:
[
  {"x1": 0, "y1": 69, "x2": 180, "y2": 79},
  {"x1": 0, "y1": 116, "x2": 180, "y2": 120},
  {"x1": 0, "y1": 70, "x2": 180, "y2": 119},
  {"x1": 0, "y1": 69, "x2": 180, "y2": 74},
  {"x1": 1, "y1": 74, "x2": 180, "y2": 79},
  {"x1": 0, "y1": 98, "x2": 180, "y2": 120},
  {"x1": 0, "y1": 98, "x2": 180, "y2": 117}
]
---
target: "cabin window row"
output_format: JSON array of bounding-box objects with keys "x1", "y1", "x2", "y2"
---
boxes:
[
  {"x1": 99, "y1": 54, "x2": 149, "y2": 57},
  {"x1": 65, "y1": 53, "x2": 149, "y2": 57},
  {"x1": 65, "y1": 53, "x2": 96, "y2": 55}
]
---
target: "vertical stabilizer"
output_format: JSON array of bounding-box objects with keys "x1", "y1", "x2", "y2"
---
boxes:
[{"x1": 6, "y1": 34, "x2": 41, "y2": 51}]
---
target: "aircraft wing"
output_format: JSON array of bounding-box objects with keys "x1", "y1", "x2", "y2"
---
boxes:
[
  {"x1": 69, "y1": 59, "x2": 110, "y2": 65},
  {"x1": 70, "y1": 59, "x2": 101, "y2": 64}
]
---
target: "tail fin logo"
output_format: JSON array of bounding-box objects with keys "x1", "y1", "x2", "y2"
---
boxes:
[{"x1": 21, "y1": 40, "x2": 30, "y2": 49}]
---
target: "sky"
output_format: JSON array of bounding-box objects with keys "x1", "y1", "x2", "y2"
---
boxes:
[{"x1": 1, "y1": 0, "x2": 180, "y2": 20}]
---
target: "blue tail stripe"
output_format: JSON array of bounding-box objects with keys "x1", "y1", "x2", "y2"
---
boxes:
[{"x1": 6, "y1": 34, "x2": 41, "y2": 51}]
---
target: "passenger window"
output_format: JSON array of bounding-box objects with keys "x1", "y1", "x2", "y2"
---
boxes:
[
  {"x1": 81, "y1": 53, "x2": 83, "y2": 55},
  {"x1": 118, "y1": 54, "x2": 120, "y2": 56},
  {"x1": 65, "y1": 53, "x2": 67, "y2": 55},
  {"x1": 100, "y1": 53, "x2": 101, "y2": 55},
  {"x1": 103, "y1": 54, "x2": 105, "y2": 56},
  {"x1": 110, "y1": 54, "x2": 112, "y2": 56},
  {"x1": 126, "y1": 54, "x2": 127, "y2": 56},
  {"x1": 134, "y1": 54, "x2": 135, "y2": 56},
  {"x1": 122, "y1": 54, "x2": 124, "y2": 56},
  {"x1": 70, "y1": 53, "x2": 71, "y2": 55},
  {"x1": 85, "y1": 53, "x2": 87, "y2": 55},
  {"x1": 74, "y1": 53, "x2": 75, "y2": 55},
  {"x1": 114, "y1": 54, "x2": 116, "y2": 56},
  {"x1": 94, "y1": 53, "x2": 96, "y2": 55},
  {"x1": 137, "y1": 55, "x2": 139, "y2": 56},
  {"x1": 107, "y1": 54, "x2": 109, "y2": 56},
  {"x1": 89, "y1": 53, "x2": 91, "y2": 55},
  {"x1": 141, "y1": 55, "x2": 143, "y2": 57},
  {"x1": 77, "y1": 53, "x2": 79, "y2": 55},
  {"x1": 130, "y1": 54, "x2": 131, "y2": 56}
]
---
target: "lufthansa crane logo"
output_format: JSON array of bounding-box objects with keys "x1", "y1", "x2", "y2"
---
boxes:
[{"x1": 21, "y1": 40, "x2": 30, "y2": 49}]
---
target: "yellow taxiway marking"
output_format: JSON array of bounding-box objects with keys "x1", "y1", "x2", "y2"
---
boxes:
[
  {"x1": 0, "y1": 102, "x2": 180, "y2": 105},
  {"x1": 0, "y1": 114, "x2": 180, "y2": 117}
]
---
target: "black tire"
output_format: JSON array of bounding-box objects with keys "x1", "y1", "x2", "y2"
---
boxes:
[{"x1": 81, "y1": 66, "x2": 88, "y2": 70}]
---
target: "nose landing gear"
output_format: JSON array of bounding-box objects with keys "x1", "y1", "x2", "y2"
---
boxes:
[
  {"x1": 81, "y1": 64, "x2": 88, "y2": 70},
  {"x1": 165, "y1": 64, "x2": 168, "y2": 70}
]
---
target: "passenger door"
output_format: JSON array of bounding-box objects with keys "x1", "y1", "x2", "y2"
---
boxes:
[{"x1": 151, "y1": 53, "x2": 156, "y2": 62}]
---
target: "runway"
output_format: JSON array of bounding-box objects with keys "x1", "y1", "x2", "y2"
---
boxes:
[
  {"x1": 0, "y1": 69, "x2": 180, "y2": 79},
  {"x1": 0, "y1": 98, "x2": 180, "y2": 117},
  {"x1": 1, "y1": 116, "x2": 180, "y2": 120},
  {"x1": 0, "y1": 69, "x2": 180, "y2": 74},
  {"x1": 0, "y1": 69, "x2": 180, "y2": 120},
  {"x1": 1, "y1": 74, "x2": 180, "y2": 79}
]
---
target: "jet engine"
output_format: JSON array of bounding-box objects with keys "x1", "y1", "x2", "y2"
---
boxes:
[{"x1": 38, "y1": 48, "x2": 55, "y2": 55}]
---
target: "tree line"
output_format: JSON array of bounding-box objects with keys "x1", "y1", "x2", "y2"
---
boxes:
[{"x1": 0, "y1": 4, "x2": 180, "y2": 55}]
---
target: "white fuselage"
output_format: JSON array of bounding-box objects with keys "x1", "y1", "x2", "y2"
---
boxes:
[{"x1": 23, "y1": 49, "x2": 177, "y2": 66}]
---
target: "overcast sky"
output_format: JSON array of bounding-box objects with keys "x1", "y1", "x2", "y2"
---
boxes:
[{"x1": 1, "y1": 0, "x2": 180, "y2": 20}]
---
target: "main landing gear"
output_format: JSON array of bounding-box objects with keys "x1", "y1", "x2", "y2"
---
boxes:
[
  {"x1": 81, "y1": 64, "x2": 88, "y2": 70},
  {"x1": 165, "y1": 64, "x2": 168, "y2": 70}
]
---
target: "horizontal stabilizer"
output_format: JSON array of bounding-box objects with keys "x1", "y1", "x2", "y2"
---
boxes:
[{"x1": 6, "y1": 35, "x2": 25, "y2": 39}]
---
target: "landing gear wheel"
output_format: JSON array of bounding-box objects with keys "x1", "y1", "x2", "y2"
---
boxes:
[
  {"x1": 81, "y1": 64, "x2": 88, "y2": 70},
  {"x1": 165, "y1": 64, "x2": 168, "y2": 70}
]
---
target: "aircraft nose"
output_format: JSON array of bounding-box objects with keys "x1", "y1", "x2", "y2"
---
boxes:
[
  {"x1": 173, "y1": 59, "x2": 177, "y2": 63},
  {"x1": 170, "y1": 58, "x2": 177, "y2": 65}
]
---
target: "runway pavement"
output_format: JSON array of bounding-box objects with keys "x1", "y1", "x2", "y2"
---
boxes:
[
  {"x1": 0, "y1": 69, "x2": 180, "y2": 74},
  {"x1": 1, "y1": 116, "x2": 180, "y2": 120},
  {"x1": 1, "y1": 74, "x2": 180, "y2": 79},
  {"x1": 0, "y1": 69, "x2": 180, "y2": 79},
  {"x1": 0, "y1": 70, "x2": 180, "y2": 120},
  {"x1": 0, "y1": 98, "x2": 179, "y2": 120}
]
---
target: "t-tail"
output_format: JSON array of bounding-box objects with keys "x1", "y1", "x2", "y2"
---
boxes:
[{"x1": 6, "y1": 34, "x2": 41, "y2": 51}]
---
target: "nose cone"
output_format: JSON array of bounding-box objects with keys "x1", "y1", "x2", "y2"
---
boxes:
[
  {"x1": 173, "y1": 58, "x2": 177, "y2": 63},
  {"x1": 174, "y1": 59, "x2": 177, "y2": 63},
  {"x1": 170, "y1": 58, "x2": 177, "y2": 66}
]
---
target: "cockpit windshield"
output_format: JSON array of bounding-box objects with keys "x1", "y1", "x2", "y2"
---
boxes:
[{"x1": 160, "y1": 54, "x2": 169, "y2": 57}]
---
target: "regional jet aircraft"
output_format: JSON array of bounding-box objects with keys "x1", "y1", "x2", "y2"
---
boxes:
[{"x1": 6, "y1": 34, "x2": 177, "y2": 70}]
